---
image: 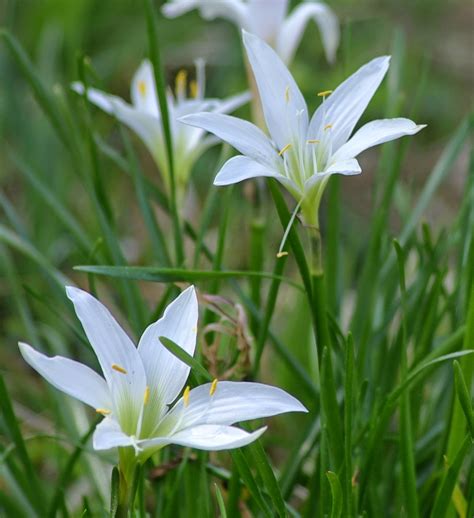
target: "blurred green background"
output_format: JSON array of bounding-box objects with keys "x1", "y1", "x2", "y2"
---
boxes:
[{"x1": 0, "y1": 1, "x2": 472, "y2": 512}]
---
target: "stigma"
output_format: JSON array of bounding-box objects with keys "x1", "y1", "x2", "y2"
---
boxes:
[
  {"x1": 143, "y1": 386, "x2": 150, "y2": 405},
  {"x1": 111, "y1": 363, "x2": 127, "y2": 374},
  {"x1": 278, "y1": 143, "x2": 292, "y2": 156},
  {"x1": 317, "y1": 90, "x2": 333, "y2": 97},
  {"x1": 183, "y1": 386, "x2": 191, "y2": 407},
  {"x1": 138, "y1": 80, "x2": 147, "y2": 97},
  {"x1": 96, "y1": 408, "x2": 111, "y2": 416},
  {"x1": 210, "y1": 379, "x2": 218, "y2": 396}
]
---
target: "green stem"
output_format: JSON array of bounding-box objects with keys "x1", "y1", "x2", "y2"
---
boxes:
[{"x1": 307, "y1": 226, "x2": 344, "y2": 471}]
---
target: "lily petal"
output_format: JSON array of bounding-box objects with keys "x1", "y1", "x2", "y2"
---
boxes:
[
  {"x1": 93, "y1": 417, "x2": 136, "y2": 450},
  {"x1": 162, "y1": 0, "x2": 248, "y2": 29},
  {"x1": 214, "y1": 155, "x2": 296, "y2": 193},
  {"x1": 332, "y1": 118, "x2": 426, "y2": 162},
  {"x1": 165, "y1": 381, "x2": 307, "y2": 429},
  {"x1": 72, "y1": 83, "x2": 161, "y2": 161},
  {"x1": 130, "y1": 60, "x2": 159, "y2": 117},
  {"x1": 140, "y1": 424, "x2": 267, "y2": 451},
  {"x1": 19, "y1": 342, "x2": 111, "y2": 411},
  {"x1": 308, "y1": 56, "x2": 390, "y2": 150},
  {"x1": 65, "y1": 287, "x2": 147, "y2": 434},
  {"x1": 243, "y1": 30, "x2": 308, "y2": 149},
  {"x1": 180, "y1": 113, "x2": 279, "y2": 168},
  {"x1": 213, "y1": 91, "x2": 252, "y2": 115},
  {"x1": 247, "y1": 0, "x2": 288, "y2": 43},
  {"x1": 138, "y1": 286, "x2": 198, "y2": 407},
  {"x1": 304, "y1": 159, "x2": 361, "y2": 190},
  {"x1": 277, "y1": 2, "x2": 339, "y2": 64}
]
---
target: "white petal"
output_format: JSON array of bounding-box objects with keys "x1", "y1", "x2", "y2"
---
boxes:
[
  {"x1": 307, "y1": 56, "x2": 390, "y2": 150},
  {"x1": 138, "y1": 286, "x2": 198, "y2": 407},
  {"x1": 92, "y1": 417, "x2": 135, "y2": 450},
  {"x1": 65, "y1": 287, "x2": 146, "y2": 433},
  {"x1": 332, "y1": 118, "x2": 426, "y2": 162},
  {"x1": 214, "y1": 156, "x2": 295, "y2": 193},
  {"x1": 18, "y1": 342, "x2": 111, "y2": 410},
  {"x1": 277, "y1": 2, "x2": 339, "y2": 64},
  {"x1": 247, "y1": 0, "x2": 287, "y2": 42},
  {"x1": 213, "y1": 91, "x2": 252, "y2": 115},
  {"x1": 180, "y1": 113, "x2": 279, "y2": 168},
  {"x1": 304, "y1": 159, "x2": 361, "y2": 190},
  {"x1": 165, "y1": 381, "x2": 307, "y2": 429},
  {"x1": 72, "y1": 83, "x2": 162, "y2": 161},
  {"x1": 243, "y1": 30, "x2": 308, "y2": 149},
  {"x1": 130, "y1": 60, "x2": 159, "y2": 117},
  {"x1": 162, "y1": 0, "x2": 248, "y2": 29},
  {"x1": 140, "y1": 424, "x2": 267, "y2": 451}
]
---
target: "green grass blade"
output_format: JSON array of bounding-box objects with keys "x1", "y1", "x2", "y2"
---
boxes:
[
  {"x1": 245, "y1": 440, "x2": 286, "y2": 518},
  {"x1": 214, "y1": 484, "x2": 228, "y2": 518},
  {"x1": 143, "y1": 0, "x2": 183, "y2": 265},
  {"x1": 453, "y1": 360, "x2": 474, "y2": 438},
  {"x1": 0, "y1": 373, "x2": 46, "y2": 515},
  {"x1": 430, "y1": 435, "x2": 472, "y2": 518},
  {"x1": 327, "y1": 471, "x2": 343, "y2": 518},
  {"x1": 73, "y1": 264, "x2": 303, "y2": 291},
  {"x1": 343, "y1": 334, "x2": 355, "y2": 518},
  {"x1": 159, "y1": 337, "x2": 212, "y2": 382}
]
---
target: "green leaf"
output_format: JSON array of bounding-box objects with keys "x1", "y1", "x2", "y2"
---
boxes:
[
  {"x1": 110, "y1": 467, "x2": 120, "y2": 517},
  {"x1": 214, "y1": 484, "x2": 228, "y2": 518},
  {"x1": 431, "y1": 435, "x2": 472, "y2": 518},
  {"x1": 245, "y1": 440, "x2": 287, "y2": 518},
  {"x1": 159, "y1": 336, "x2": 212, "y2": 382},
  {"x1": 74, "y1": 265, "x2": 303, "y2": 291},
  {"x1": 326, "y1": 471, "x2": 343, "y2": 518},
  {"x1": 453, "y1": 360, "x2": 474, "y2": 439}
]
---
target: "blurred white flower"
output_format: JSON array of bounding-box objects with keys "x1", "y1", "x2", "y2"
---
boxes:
[
  {"x1": 162, "y1": 0, "x2": 339, "y2": 65},
  {"x1": 72, "y1": 60, "x2": 249, "y2": 199},
  {"x1": 19, "y1": 286, "x2": 306, "y2": 468},
  {"x1": 181, "y1": 31, "x2": 426, "y2": 227}
]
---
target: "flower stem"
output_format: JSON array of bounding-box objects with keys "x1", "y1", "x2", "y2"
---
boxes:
[{"x1": 306, "y1": 225, "x2": 344, "y2": 472}]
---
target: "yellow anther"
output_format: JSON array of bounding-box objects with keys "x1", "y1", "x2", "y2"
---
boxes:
[
  {"x1": 111, "y1": 363, "x2": 127, "y2": 374},
  {"x1": 285, "y1": 86, "x2": 290, "y2": 103},
  {"x1": 317, "y1": 90, "x2": 333, "y2": 97},
  {"x1": 190, "y1": 80, "x2": 198, "y2": 99},
  {"x1": 210, "y1": 378, "x2": 218, "y2": 396},
  {"x1": 175, "y1": 69, "x2": 188, "y2": 91},
  {"x1": 96, "y1": 408, "x2": 111, "y2": 416},
  {"x1": 324, "y1": 124, "x2": 333, "y2": 130},
  {"x1": 278, "y1": 143, "x2": 292, "y2": 156},
  {"x1": 138, "y1": 80, "x2": 147, "y2": 97},
  {"x1": 143, "y1": 386, "x2": 150, "y2": 405},
  {"x1": 307, "y1": 139, "x2": 320, "y2": 144},
  {"x1": 183, "y1": 386, "x2": 191, "y2": 407},
  {"x1": 276, "y1": 251, "x2": 288, "y2": 258}
]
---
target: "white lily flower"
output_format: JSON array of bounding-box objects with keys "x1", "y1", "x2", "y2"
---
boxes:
[
  {"x1": 180, "y1": 31, "x2": 426, "y2": 227},
  {"x1": 19, "y1": 285, "x2": 306, "y2": 478},
  {"x1": 72, "y1": 60, "x2": 249, "y2": 200},
  {"x1": 162, "y1": 0, "x2": 339, "y2": 65}
]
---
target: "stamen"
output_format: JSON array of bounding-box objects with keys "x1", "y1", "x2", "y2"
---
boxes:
[
  {"x1": 138, "y1": 80, "x2": 147, "y2": 97},
  {"x1": 175, "y1": 69, "x2": 188, "y2": 92},
  {"x1": 183, "y1": 386, "x2": 191, "y2": 407},
  {"x1": 143, "y1": 386, "x2": 150, "y2": 405},
  {"x1": 209, "y1": 378, "x2": 218, "y2": 396},
  {"x1": 276, "y1": 251, "x2": 289, "y2": 258},
  {"x1": 111, "y1": 363, "x2": 127, "y2": 374},
  {"x1": 307, "y1": 139, "x2": 320, "y2": 144},
  {"x1": 190, "y1": 80, "x2": 198, "y2": 99},
  {"x1": 278, "y1": 143, "x2": 292, "y2": 156},
  {"x1": 317, "y1": 90, "x2": 333, "y2": 97},
  {"x1": 96, "y1": 408, "x2": 111, "y2": 416},
  {"x1": 324, "y1": 124, "x2": 333, "y2": 130},
  {"x1": 285, "y1": 86, "x2": 290, "y2": 103}
]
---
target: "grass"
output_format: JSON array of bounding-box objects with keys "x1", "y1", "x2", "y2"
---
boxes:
[{"x1": 0, "y1": 0, "x2": 473, "y2": 516}]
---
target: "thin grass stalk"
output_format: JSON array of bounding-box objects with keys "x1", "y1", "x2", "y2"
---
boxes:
[{"x1": 143, "y1": 0, "x2": 184, "y2": 265}]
